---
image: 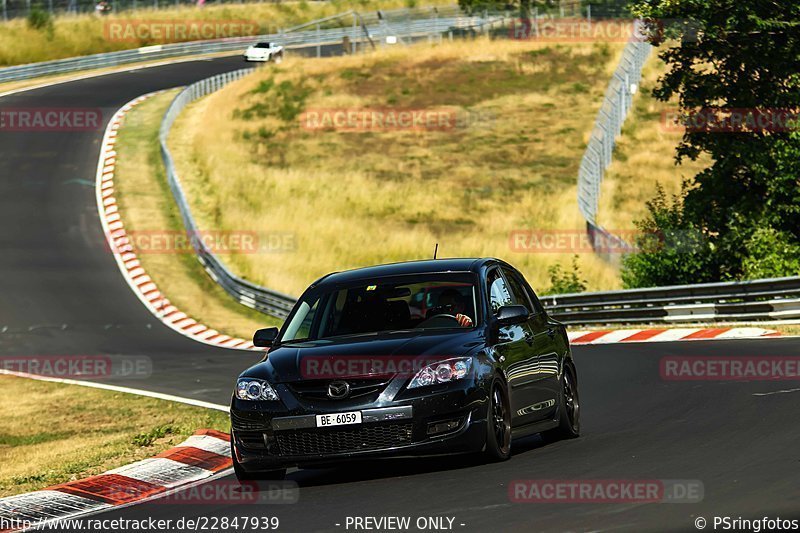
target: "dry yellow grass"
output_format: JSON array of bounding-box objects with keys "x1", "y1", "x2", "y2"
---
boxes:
[
  {"x1": 170, "y1": 37, "x2": 635, "y2": 297},
  {"x1": 114, "y1": 90, "x2": 278, "y2": 339},
  {"x1": 0, "y1": 375, "x2": 228, "y2": 498},
  {"x1": 0, "y1": 0, "x2": 451, "y2": 66},
  {"x1": 597, "y1": 51, "x2": 710, "y2": 230}
]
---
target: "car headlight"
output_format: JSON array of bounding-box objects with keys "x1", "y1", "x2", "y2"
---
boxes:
[
  {"x1": 407, "y1": 357, "x2": 472, "y2": 389},
  {"x1": 236, "y1": 378, "x2": 279, "y2": 401}
]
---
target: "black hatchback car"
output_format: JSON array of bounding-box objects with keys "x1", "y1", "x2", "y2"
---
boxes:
[{"x1": 230, "y1": 258, "x2": 579, "y2": 480}]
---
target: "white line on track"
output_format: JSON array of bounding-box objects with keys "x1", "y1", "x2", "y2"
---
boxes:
[
  {"x1": 753, "y1": 388, "x2": 800, "y2": 397},
  {"x1": 0, "y1": 369, "x2": 228, "y2": 411}
]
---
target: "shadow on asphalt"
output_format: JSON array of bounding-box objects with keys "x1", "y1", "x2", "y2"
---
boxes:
[{"x1": 258, "y1": 433, "x2": 552, "y2": 488}]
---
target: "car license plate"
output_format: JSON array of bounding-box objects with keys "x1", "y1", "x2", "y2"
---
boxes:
[{"x1": 315, "y1": 411, "x2": 362, "y2": 427}]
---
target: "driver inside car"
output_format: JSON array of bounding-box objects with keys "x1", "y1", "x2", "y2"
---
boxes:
[{"x1": 435, "y1": 288, "x2": 474, "y2": 327}]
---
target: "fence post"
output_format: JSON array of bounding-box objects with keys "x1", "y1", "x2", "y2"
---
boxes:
[{"x1": 352, "y1": 12, "x2": 357, "y2": 54}]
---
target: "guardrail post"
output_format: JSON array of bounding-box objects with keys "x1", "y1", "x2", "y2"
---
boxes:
[
  {"x1": 316, "y1": 23, "x2": 321, "y2": 58},
  {"x1": 2, "y1": 0, "x2": 7, "y2": 21}
]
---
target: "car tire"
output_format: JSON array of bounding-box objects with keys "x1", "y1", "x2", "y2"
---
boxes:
[
  {"x1": 541, "y1": 364, "x2": 580, "y2": 442},
  {"x1": 483, "y1": 378, "x2": 511, "y2": 461},
  {"x1": 231, "y1": 440, "x2": 287, "y2": 482}
]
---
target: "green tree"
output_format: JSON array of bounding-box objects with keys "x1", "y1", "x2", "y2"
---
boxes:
[{"x1": 623, "y1": 0, "x2": 800, "y2": 285}]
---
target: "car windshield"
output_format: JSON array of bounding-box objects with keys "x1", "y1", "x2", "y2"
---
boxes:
[
  {"x1": 254, "y1": 42, "x2": 270, "y2": 48},
  {"x1": 281, "y1": 273, "x2": 479, "y2": 342}
]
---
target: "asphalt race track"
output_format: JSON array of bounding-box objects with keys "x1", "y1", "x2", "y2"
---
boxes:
[{"x1": 1, "y1": 53, "x2": 799, "y2": 532}]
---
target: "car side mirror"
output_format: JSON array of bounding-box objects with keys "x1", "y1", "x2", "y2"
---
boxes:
[
  {"x1": 253, "y1": 327, "x2": 279, "y2": 347},
  {"x1": 495, "y1": 305, "x2": 529, "y2": 327}
]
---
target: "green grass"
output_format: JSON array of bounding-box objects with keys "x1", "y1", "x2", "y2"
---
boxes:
[
  {"x1": 0, "y1": 375, "x2": 229, "y2": 498},
  {"x1": 113, "y1": 90, "x2": 280, "y2": 339}
]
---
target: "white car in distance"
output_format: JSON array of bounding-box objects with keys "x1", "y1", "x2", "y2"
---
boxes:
[{"x1": 243, "y1": 42, "x2": 284, "y2": 63}]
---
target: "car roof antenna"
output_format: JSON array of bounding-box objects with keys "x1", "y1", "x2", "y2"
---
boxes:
[{"x1": 433, "y1": 243, "x2": 439, "y2": 259}]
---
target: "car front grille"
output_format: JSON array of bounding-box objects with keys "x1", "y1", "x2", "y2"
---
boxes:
[
  {"x1": 275, "y1": 422, "x2": 414, "y2": 456},
  {"x1": 236, "y1": 431, "x2": 268, "y2": 451},
  {"x1": 231, "y1": 410, "x2": 270, "y2": 432},
  {"x1": 287, "y1": 379, "x2": 390, "y2": 402}
]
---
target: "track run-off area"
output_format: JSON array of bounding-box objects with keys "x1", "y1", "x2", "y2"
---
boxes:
[{"x1": 1, "y1": 52, "x2": 798, "y2": 532}]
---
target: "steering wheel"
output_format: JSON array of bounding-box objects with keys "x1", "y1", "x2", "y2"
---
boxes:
[{"x1": 416, "y1": 313, "x2": 460, "y2": 328}]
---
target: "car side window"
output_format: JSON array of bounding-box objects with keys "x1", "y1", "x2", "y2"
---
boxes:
[
  {"x1": 487, "y1": 268, "x2": 514, "y2": 314},
  {"x1": 501, "y1": 268, "x2": 533, "y2": 312},
  {"x1": 284, "y1": 299, "x2": 319, "y2": 341}
]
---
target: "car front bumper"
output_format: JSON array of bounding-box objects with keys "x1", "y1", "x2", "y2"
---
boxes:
[
  {"x1": 230, "y1": 383, "x2": 489, "y2": 471},
  {"x1": 243, "y1": 53, "x2": 270, "y2": 62}
]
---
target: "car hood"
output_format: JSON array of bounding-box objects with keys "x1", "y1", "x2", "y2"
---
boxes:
[{"x1": 243, "y1": 330, "x2": 485, "y2": 383}]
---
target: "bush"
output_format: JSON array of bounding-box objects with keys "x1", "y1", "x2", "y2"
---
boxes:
[
  {"x1": 742, "y1": 227, "x2": 800, "y2": 279},
  {"x1": 621, "y1": 184, "x2": 716, "y2": 288},
  {"x1": 27, "y1": 6, "x2": 54, "y2": 36},
  {"x1": 546, "y1": 256, "x2": 587, "y2": 294}
]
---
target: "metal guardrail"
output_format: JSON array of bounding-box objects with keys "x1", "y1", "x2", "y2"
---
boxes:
[
  {"x1": 159, "y1": 68, "x2": 298, "y2": 319},
  {"x1": 0, "y1": 4, "x2": 495, "y2": 83},
  {"x1": 540, "y1": 276, "x2": 800, "y2": 325},
  {"x1": 158, "y1": 8, "x2": 500, "y2": 319}
]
